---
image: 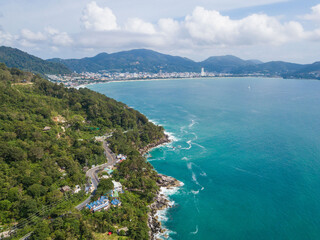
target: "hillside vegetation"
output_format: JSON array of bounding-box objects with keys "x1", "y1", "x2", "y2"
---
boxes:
[
  {"x1": 0, "y1": 46, "x2": 71, "y2": 75},
  {"x1": 0, "y1": 63, "x2": 165, "y2": 239}
]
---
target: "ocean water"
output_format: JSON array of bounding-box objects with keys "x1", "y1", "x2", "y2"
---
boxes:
[{"x1": 88, "y1": 78, "x2": 320, "y2": 240}]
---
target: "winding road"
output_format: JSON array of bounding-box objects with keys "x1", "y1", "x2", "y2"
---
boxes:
[{"x1": 75, "y1": 140, "x2": 117, "y2": 210}]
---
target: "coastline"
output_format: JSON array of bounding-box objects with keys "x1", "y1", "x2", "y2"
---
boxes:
[{"x1": 141, "y1": 134, "x2": 183, "y2": 240}]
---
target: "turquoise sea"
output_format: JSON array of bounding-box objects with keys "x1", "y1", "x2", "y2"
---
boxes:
[{"x1": 88, "y1": 77, "x2": 320, "y2": 240}]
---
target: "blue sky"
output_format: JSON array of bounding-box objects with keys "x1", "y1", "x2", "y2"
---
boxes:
[{"x1": 0, "y1": 0, "x2": 319, "y2": 63}]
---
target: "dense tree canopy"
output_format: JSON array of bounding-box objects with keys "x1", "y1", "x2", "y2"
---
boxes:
[{"x1": 0, "y1": 64, "x2": 165, "y2": 239}]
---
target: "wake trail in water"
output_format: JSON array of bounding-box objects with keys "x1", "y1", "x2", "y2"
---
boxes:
[
  {"x1": 232, "y1": 167, "x2": 266, "y2": 179},
  {"x1": 190, "y1": 225, "x2": 199, "y2": 235}
]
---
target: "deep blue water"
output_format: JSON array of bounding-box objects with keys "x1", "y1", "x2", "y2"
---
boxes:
[{"x1": 88, "y1": 78, "x2": 320, "y2": 240}]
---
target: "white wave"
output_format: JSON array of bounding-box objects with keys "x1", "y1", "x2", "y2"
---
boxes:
[
  {"x1": 164, "y1": 131, "x2": 179, "y2": 142},
  {"x1": 160, "y1": 186, "x2": 181, "y2": 197},
  {"x1": 187, "y1": 162, "x2": 192, "y2": 169},
  {"x1": 193, "y1": 142, "x2": 206, "y2": 149},
  {"x1": 200, "y1": 172, "x2": 207, "y2": 177},
  {"x1": 191, "y1": 132, "x2": 198, "y2": 140},
  {"x1": 189, "y1": 119, "x2": 198, "y2": 128},
  {"x1": 181, "y1": 140, "x2": 192, "y2": 150},
  {"x1": 182, "y1": 157, "x2": 189, "y2": 161},
  {"x1": 191, "y1": 190, "x2": 199, "y2": 195},
  {"x1": 155, "y1": 208, "x2": 169, "y2": 222},
  {"x1": 180, "y1": 126, "x2": 187, "y2": 134},
  {"x1": 149, "y1": 119, "x2": 159, "y2": 125},
  {"x1": 190, "y1": 169, "x2": 205, "y2": 190},
  {"x1": 190, "y1": 225, "x2": 199, "y2": 235},
  {"x1": 192, "y1": 172, "x2": 198, "y2": 184}
]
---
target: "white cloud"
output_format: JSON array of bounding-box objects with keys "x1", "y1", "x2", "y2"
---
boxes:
[
  {"x1": 303, "y1": 4, "x2": 320, "y2": 23},
  {"x1": 184, "y1": 7, "x2": 304, "y2": 46},
  {"x1": 18, "y1": 27, "x2": 73, "y2": 49},
  {"x1": 21, "y1": 29, "x2": 46, "y2": 41},
  {"x1": 0, "y1": 30, "x2": 14, "y2": 45},
  {"x1": 158, "y1": 18, "x2": 181, "y2": 36},
  {"x1": 125, "y1": 18, "x2": 156, "y2": 34},
  {"x1": 81, "y1": 1, "x2": 118, "y2": 31},
  {"x1": 45, "y1": 27, "x2": 73, "y2": 46}
]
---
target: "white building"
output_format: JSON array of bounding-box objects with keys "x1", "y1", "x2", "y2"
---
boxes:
[
  {"x1": 112, "y1": 180, "x2": 123, "y2": 192},
  {"x1": 74, "y1": 185, "x2": 81, "y2": 194},
  {"x1": 201, "y1": 68, "x2": 206, "y2": 77}
]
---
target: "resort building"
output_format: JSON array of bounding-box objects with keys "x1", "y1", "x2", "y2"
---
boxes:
[
  {"x1": 111, "y1": 198, "x2": 121, "y2": 207},
  {"x1": 112, "y1": 180, "x2": 123, "y2": 192},
  {"x1": 86, "y1": 196, "x2": 110, "y2": 212}
]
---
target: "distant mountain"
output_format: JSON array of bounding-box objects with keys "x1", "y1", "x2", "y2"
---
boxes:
[
  {"x1": 49, "y1": 49, "x2": 199, "y2": 73},
  {"x1": 0, "y1": 46, "x2": 71, "y2": 75},
  {"x1": 232, "y1": 61, "x2": 305, "y2": 75},
  {"x1": 200, "y1": 55, "x2": 260, "y2": 72},
  {"x1": 47, "y1": 48, "x2": 320, "y2": 79},
  {"x1": 282, "y1": 62, "x2": 320, "y2": 80}
]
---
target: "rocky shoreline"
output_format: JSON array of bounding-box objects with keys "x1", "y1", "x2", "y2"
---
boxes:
[
  {"x1": 148, "y1": 174, "x2": 183, "y2": 240},
  {"x1": 140, "y1": 133, "x2": 183, "y2": 239},
  {"x1": 139, "y1": 134, "x2": 171, "y2": 155}
]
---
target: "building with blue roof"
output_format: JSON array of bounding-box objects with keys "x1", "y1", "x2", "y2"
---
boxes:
[
  {"x1": 86, "y1": 196, "x2": 110, "y2": 212},
  {"x1": 111, "y1": 198, "x2": 121, "y2": 207}
]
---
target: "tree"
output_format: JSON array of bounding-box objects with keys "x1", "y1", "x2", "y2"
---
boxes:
[{"x1": 30, "y1": 220, "x2": 50, "y2": 240}]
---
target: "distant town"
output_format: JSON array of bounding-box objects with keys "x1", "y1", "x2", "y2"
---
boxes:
[{"x1": 47, "y1": 68, "x2": 266, "y2": 87}]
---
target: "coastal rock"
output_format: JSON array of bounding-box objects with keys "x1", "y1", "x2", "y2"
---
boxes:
[
  {"x1": 139, "y1": 135, "x2": 170, "y2": 155},
  {"x1": 157, "y1": 174, "x2": 183, "y2": 188},
  {"x1": 148, "y1": 173, "x2": 183, "y2": 240}
]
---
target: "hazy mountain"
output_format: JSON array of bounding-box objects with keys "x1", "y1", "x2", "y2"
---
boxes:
[
  {"x1": 0, "y1": 46, "x2": 71, "y2": 75},
  {"x1": 49, "y1": 49, "x2": 200, "y2": 73},
  {"x1": 232, "y1": 61, "x2": 305, "y2": 75},
  {"x1": 3, "y1": 46, "x2": 319, "y2": 79},
  {"x1": 200, "y1": 55, "x2": 260, "y2": 72}
]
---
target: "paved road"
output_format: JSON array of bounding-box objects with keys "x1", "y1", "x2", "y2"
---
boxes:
[{"x1": 75, "y1": 140, "x2": 117, "y2": 210}]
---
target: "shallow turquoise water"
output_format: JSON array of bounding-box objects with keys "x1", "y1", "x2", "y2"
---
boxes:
[{"x1": 89, "y1": 78, "x2": 320, "y2": 240}]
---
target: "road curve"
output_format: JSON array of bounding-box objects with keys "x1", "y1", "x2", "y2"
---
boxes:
[{"x1": 75, "y1": 140, "x2": 117, "y2": 210}]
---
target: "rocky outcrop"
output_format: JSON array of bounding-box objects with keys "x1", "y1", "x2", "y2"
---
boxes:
[
  {"x1": 139, "y1": 135, "x2": 170, "y2": 155},
  {"x1": 157, "y1": 174, "x2": 183, "y2": 188},
  {"x1": 148, "y1": 174, "x2": 183, "y2": 240}
]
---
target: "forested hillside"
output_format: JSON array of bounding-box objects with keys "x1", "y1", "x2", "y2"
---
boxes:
[
  {"x1": 0, "y1": 63, "x2": 165, "y2": 239},
  {"x1": 0, "y1": 46, "x2": 71, "y2": 75}
]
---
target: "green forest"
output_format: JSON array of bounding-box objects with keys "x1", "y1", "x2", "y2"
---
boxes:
[{"x1": 0, "y1": 63, "x2": 165, "y2": 239}]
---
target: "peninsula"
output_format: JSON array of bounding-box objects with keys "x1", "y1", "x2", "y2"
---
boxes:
[{"x1": 0, "y1": 63, "x2": 182, "y2": 240}]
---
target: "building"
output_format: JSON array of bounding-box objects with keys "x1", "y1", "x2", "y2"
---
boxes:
[
  {"x1": 86, "y1": 196, "x2": 110, "y2": 212},
  {"x1": 201, "y1": 68, "x2": 206, "y2": 77},
  {"x1": 111, "y1": 198, "x2": 121, "y2": 207},
  {"x1": 112, "y1": 180, "x2": 123, "y2": 192},
  {"x1": 103, "y1": 168, "x2": 113, "y2": 175},
  {"x1": 61, "y1": 185, "x2": 71, "y2": 193},
  {"x1": 112, "y1": 190, "x2": 119, "y2": 198},
  {"x1": 116, "y1": 154, "x2": 127, "y2": 161},
  {"x1": 74, "y1": 185, "x2": 81, "y2": 194},
  {"x1": 85, "y1": 184, "x2": 94, "y2": 194}
]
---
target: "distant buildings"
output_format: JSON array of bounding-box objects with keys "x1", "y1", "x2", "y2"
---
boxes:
[{"x1": 47, "y1": 70, "x2": 218, "y2": 87}]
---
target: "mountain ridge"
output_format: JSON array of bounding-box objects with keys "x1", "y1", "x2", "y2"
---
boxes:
[
  {"x1": 47, "y1": 48, "x2": 320, "y2": 79},
  {"x1": 0, "y1": 46, "x2": 71, "y2": 75}
]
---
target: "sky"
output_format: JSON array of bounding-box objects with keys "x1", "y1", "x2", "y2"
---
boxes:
[{"x1": 0, "y1": 0, "x2": 320, "y2": 63}]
